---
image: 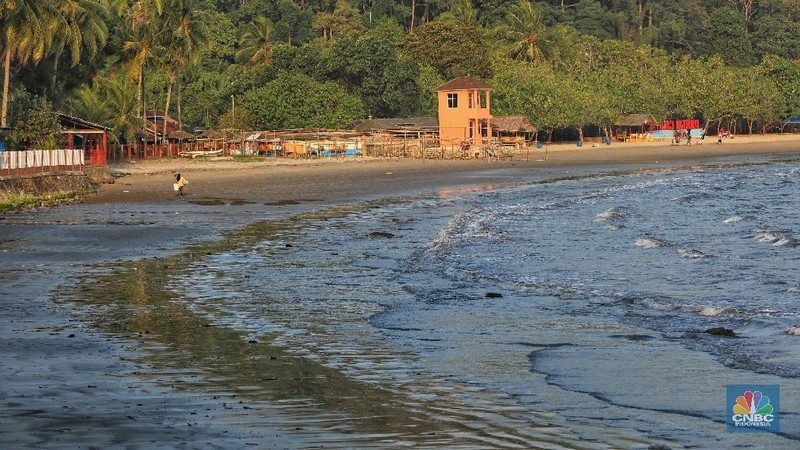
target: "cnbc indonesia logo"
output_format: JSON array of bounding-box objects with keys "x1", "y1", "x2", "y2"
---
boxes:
[{"x1": 727, "y1": 385, "x2": 780, "y2": 433}]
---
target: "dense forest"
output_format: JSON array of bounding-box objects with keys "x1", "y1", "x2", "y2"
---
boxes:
[{"x1": 2, "y1": 0, "x2": 800, "y2": 148}]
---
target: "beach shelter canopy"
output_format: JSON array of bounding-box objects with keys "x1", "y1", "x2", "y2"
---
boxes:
[
  {"x1": 196, "y1": 129, "x2": 227, "y2": 140},
  {"x1": 169, "y1": 130, "x2": 194, "y2": 141},
  {"x1": 353, "y1": 117, "x2": 439, "y2": 133},
  {"x1": 492, "y1": 115, "x2": 536, "y2": 133},
  {"x1": 614, "y1": 114, "x2": 660, "y2": 127}
]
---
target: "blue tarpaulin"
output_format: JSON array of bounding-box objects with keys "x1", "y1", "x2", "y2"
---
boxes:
[{"x1": 783, "y1": 117, "x2": 800, "y2": 124}]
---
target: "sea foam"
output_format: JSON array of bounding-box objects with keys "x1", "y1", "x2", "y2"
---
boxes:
[
  {"x1": 678, "y1": 249, "x2": 716, "y2": 259},
  {"x1": 754, "y1": 228, "x2": 795, "y2": 246},
  {"x1": 635, "y1": 237, "x2": 669, "y2": 249}
]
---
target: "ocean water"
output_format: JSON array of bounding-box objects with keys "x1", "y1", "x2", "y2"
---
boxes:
[{"x1": 170, "y1": 160, "x2": 800, "y2": 448}]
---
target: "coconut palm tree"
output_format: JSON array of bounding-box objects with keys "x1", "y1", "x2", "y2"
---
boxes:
[
  {"x1": 236, "y1": 16, "x2": 275, "y2": 67},
  {"x1": 114, "y1": 0, "x2": 165, "y2": 119},
  {"x1": 48, "y1": 0, "x2": 110, "y2": 91},
  {"x1": 156, "y1": 0, "x2": 209, "y2": 139},
  {"x1": 506, "y1": 0, "x2": 545, "y2": 63},
  {"x1": 451, "y1": 0, "x2": 478, "y2": 27},
  {"x1": 1, "y1": 0, "x2": 60, "y2": 127},
  {"x1": 68, "y1": 83, "x2": 113, "y2": 125}
]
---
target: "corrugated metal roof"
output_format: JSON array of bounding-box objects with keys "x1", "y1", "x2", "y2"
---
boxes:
[{"x1": 57, "y1": 113, "x2": 111, "y2": 131}]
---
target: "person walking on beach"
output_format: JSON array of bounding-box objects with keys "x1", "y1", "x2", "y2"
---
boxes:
[
  {"x1": 174, "y1": 173, "x2": 188, "y2": 197},
  {"x1": 686, "y1": 129, "x2": 692, "y2": 146}
]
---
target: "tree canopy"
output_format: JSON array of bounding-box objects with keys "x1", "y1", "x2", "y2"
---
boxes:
[{"x1": 2, "y1": 0, "x2": 800, "y2": 148}]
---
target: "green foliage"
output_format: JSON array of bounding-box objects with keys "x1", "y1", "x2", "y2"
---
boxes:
[
  {"x1": 415, "y1": 64, "x2": 445, "y2": 116},
  {"x1": 236, "y1": 16, "x2": 275, "y2": 66},
  {"x1": 242, "y1": 71, "x2": 365, "y2": 129},
  {"x1": 8, "y1": 93, "x2": 62, "y2": 149},
  {"x1": 3, "y1": 0, "x2": 800, "y2": 138},
  {"x1": 271, "y1": 0, "x2": 314, "y2": 45},
  {"x1": 568, "y1": 0, "x2": 616, "y2": 41},
  {"x1": 403, "y1": 21, "x2": 492, "y2": 80},
  {"x1": 330, "y1": 24, "x2": 420, "y2": 117},
  {"x1": 751, "y1": 14, "x2": 800, "y2": 60}
]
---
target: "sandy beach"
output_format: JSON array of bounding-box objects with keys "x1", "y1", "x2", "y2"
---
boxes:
[{"x1": 3, "y1": 134, "x2": 800, "y2": 448}]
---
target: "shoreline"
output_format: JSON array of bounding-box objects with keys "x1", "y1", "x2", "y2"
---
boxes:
[
  {"x1": 83, "y1": 133, "x2": 800, "y2": 208},
  {"x1": 2, "y1": 135, "x2": 800, "y2": 447}
]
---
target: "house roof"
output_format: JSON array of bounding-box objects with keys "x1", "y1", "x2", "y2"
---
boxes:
[
  {"x1": 492, "y1": 115, "x2": 536, "y2": 132},
  {"x1": 615, "y1": 114, "x2": 660, "y2": 127},
  {"x1": 435, "y1": 76, "x2": 491, "y2": 91},
  {"x1": 353, "y1": 117, "x2": 439, "y2": 132},
  {"x1": 169, "y1": 130, "x2": 195, "y2": 140},
  {"x1": 57, "y1": 113, "x2": 111, "y2": 131},
  {"x1": 196, "y1": 129, "x2": 227, "y2": 140}
]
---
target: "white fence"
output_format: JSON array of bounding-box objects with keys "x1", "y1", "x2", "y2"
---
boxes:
[{"x1": 0, "y1": 149, "x2": 84, "y2": 176}]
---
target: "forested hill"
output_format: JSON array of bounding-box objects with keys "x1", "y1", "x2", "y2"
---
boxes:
[{"x1": 3, "y1": 0, "x2": 800, "y2": 148}]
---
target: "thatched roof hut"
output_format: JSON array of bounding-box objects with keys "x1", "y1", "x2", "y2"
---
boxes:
[{"x1": 492, "y1": 115, "x2": 536, "y2": 133}]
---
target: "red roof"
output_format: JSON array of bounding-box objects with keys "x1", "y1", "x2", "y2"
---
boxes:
[{"x1": 435, "y1": 76, "x2": 491, "y2": 91}]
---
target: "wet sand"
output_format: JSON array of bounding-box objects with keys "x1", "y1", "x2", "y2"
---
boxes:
[{"x1": 2, "y1": 135, "x2": 800, "y2": 448}]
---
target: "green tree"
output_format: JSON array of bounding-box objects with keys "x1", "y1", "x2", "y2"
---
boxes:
[
  {"x1": 700, "y1": 6, "x2": 754, "y2": 66},
  {"x1": 8, "y1": 92, "x2": 62, "y2": 149},
  {"x1": 68, "y1": 76, "x2": 142, "y2": 143},
  {"x1": 328, "y1": 0, "x2": 365, "y2": 41},
  {"x1": 1, "y1": 0, "x2": 60, "y2": 127},
  {"x1": 271, "y1": 0, "x2": 313, "y2": 46},
  {"x1": 568, "y1": 0, "x2": 615, "y2": 40},
  {"x1": 751, "y1": 14, "x2": 800, "y2": 60},
  {"x1": 731, "y1": 66, "x2": 781, "y2": 133},
  {"x1": 243, "y1": 71, "x2": 364, "y2": 129},
  {"x1": 331, "y1": 22, "x2": 419, "y2": 117},
  {"x1": 757, "y1": 55, "x2": 800, "y2": 127},
  {"x1": 403, "y1": 21, "x2": 491, "y2": 80}
]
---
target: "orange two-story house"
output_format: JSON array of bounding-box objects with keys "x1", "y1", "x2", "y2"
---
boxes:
[{"x1": 435, "y1": 76, "x2": 492, "y2": 148}]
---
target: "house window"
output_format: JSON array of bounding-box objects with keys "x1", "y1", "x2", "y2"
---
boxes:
[
  {"x1": 447, "y1": 93, "x2": 458, "y2": 108},
  {"x1": 468, "y1": 92, "x2": 475, "y2": 108}
]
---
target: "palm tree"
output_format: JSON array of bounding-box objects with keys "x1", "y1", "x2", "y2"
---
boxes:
[
  {"x1": 236, "y1": 16, "x2": 275, "y2": 67},
  {"x1": 451, "y1": 0, "x2": 478, "y2": 27},
  {"x1": 157, "y1": 0, "x2": 209, "y2": 139},
  {"x1": 68, "y1": 83, "x2": 113, "y2": 125},
  {"x1": 48, "y1": 0, "x2": 110, "y2": 91},
  {"x1": 506, "y1": 0, "x2": 545, "y2": 63},
  {"x1": 1, "y1": 0, "x2": 60, "y2": 127},
  {"x1": 114, "y1": 0, "x2": 165, "y2": 119},
  {"x1": 104, "y1": 77, "x2": 142, "y2": 144}
]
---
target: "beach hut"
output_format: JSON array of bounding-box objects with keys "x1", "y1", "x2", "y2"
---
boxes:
[
  {"x1": 58, "y1": 113, "x2": 111, "y2": 165},
  {"x1": 168, "y1": 130, "x2": 194, "y2": 156},
  {"x1": 195, "y1": 129, "x2": 227, "y2": 152},
  {"x1": 613, "y1": 114, "x2": 660, "y2": 142},
  {"x1": 491, "y1": 115, "x2": 536, "y2": 151}
]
